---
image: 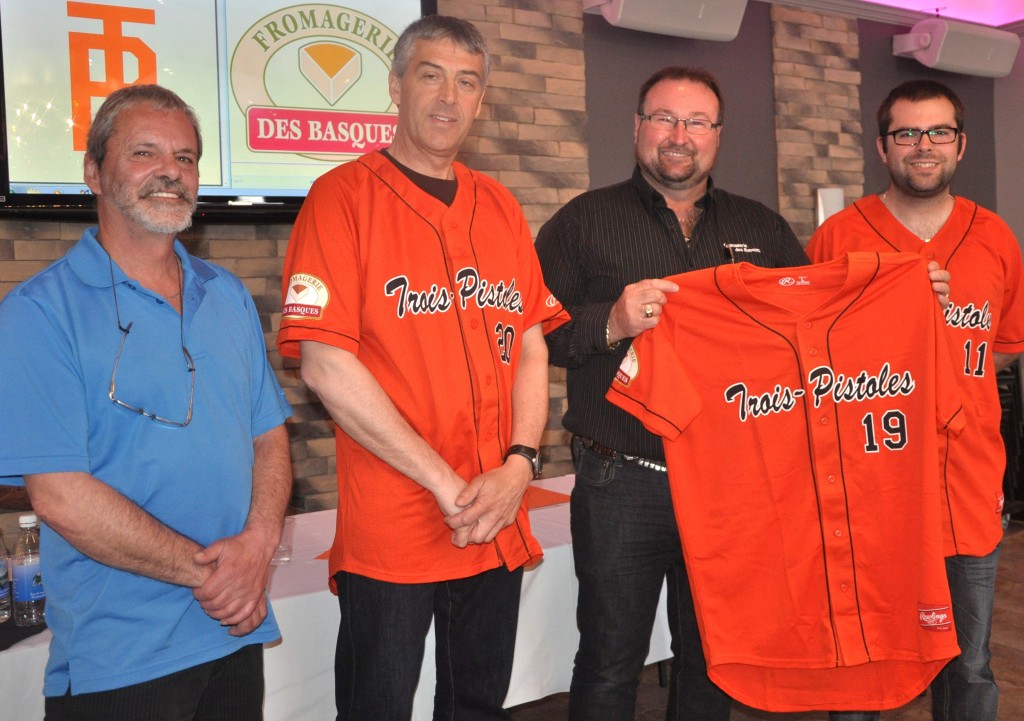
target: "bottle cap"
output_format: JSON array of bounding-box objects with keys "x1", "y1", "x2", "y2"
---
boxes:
[{"x1": 18, "y1": 513, "x2": 38, "y2": 528}]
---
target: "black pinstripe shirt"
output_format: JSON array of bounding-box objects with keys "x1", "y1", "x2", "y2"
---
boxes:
[{"x1": 536, "y1": 167, "x2": 810, "y2": 460}]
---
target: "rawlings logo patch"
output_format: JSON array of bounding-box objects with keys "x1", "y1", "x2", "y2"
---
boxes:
[{"x1": 919, "y1": 604, "x2": 953, "y2": 632}]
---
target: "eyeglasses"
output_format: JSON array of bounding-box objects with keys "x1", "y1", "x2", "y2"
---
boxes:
[
  {"x1": 638, "y1": 113, "x2": 721, "y2": 135},
  {"x1": 885, "y1": 127, "x2": 960, "y2": 146},
  {"x1": 105, "y1": 253, "x2": 195, "y2": 427},
  {"x1": 108, "y1": 319, "x2": 196, "y2": 427}
]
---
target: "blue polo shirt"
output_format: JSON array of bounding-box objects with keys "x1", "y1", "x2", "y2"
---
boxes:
[{"x1": 0, "y1": 227, "x2": 291, "y2": 695}]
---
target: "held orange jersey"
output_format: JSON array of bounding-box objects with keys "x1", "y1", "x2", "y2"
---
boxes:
[
  {"x1": 278, "y1": 151, "x2": 568, "y2": 586},
  {"x1": 808, "y1": 195, "x2": 1024, "y2": 556},
  {"x1": 607, "y1": 253, "x2": 963, "y2": 712}
]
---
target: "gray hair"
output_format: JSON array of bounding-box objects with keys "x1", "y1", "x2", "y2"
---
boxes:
[
  {"x1": 86, "y1": 84, "x2": 202, "y2": 167},
  {"x1": 392, "y1": 15, "x2": 490, "y2": 84}
]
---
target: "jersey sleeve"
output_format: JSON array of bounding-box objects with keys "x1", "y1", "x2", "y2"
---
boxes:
[
  {"x1": 511, "y1": 210, "x2": 570, "y2": 336},
  {"x1": 994, "y1": 227, "x2": 1024, "y2": 354},
  {"x1": 605, "y1": 318, "x2": 702, "y2": 441},
  {"x1": 277, "y1": 170, "x2": 363, "y2": 359}
]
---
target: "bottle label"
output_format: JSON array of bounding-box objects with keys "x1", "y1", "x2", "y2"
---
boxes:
[{"x1": 13, "y1": 562, "x2": 44, "y2": 602}]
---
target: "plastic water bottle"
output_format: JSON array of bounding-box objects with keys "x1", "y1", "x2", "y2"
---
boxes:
[
  {"x1": 13, "y1": 513, "x2": 44, "y2": 626},
  {"x1": 0, "y1": 529, "x2": 10, "y2": 623}
]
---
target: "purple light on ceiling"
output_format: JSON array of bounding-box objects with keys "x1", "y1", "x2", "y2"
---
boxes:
[{"x1": 861, "y1": 0, "x2": 1024, "y2": 26}]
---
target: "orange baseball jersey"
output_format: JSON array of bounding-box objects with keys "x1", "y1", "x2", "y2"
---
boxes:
[
  {"x1": 277, "y1": 151, "x2": 569, "y2": 587},
  {"x1": 808, "y1": 195, "x2": 1024, "y2": 557},
  {"x1": 607, "y1": 252, "x2": 963, "y2": 712}
]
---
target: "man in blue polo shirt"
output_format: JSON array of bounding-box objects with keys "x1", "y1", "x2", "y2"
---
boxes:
[{"x1": 0, "y1": 85, "x2": 292, "y2": 720}]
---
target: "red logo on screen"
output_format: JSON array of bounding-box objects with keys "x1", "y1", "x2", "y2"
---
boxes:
[{"x1": 247, "y1": 106, "x2": 396, "y2": 155}]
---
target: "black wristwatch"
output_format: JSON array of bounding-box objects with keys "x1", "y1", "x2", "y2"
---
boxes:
[{"x1": 505, "y1": 444, "x2": 542, "y2": 479}]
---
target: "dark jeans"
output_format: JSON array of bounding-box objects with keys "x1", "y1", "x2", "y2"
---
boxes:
[
  {"x1": 334, "y1": 565, "x2": 523, "y2": 721},
  {"x1": 932, "y1": 546, "x2": 1001, "y2": 721},
  {"x1": 44, "y1": 644, "x2": 264, "y2": 721},
  {"x1": 568, "y1": 437, "x2": 731, "y2": 721}
]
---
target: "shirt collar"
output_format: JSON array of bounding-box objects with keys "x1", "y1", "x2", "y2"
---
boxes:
[{"x1": 66, "y1": 226, "x2": 217, "y2": 290}]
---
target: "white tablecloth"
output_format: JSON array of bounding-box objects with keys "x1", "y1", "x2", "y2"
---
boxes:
[{"x1": 1, "y1": 475, "x2": 671, "y2": 720}]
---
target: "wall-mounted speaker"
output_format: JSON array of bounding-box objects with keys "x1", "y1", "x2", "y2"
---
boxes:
[
  {"x1": 892, "y1": 18, "x2": 1021, "y2": 78},
  {"x1": 583, "y1": 0, "x2": 748, "y2": 42}
]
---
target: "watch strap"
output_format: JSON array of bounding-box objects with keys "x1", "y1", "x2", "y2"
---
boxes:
[{"x1": 505, "y1": 444, "x2": 541, "y2": 478}]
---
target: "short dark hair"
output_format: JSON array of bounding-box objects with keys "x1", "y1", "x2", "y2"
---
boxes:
[
  {"x1": 636, "y1": 67, "x2": 724, "y2": 124},
  {"x1": 392, "y1": 15, "x2": 490, "y2": 84},
  {"x1": 86, "y1": 84, "x2": 202, "y2": 167},
  {"x1": 877, "y1": 79, "x2": 964, "y2": 150}
]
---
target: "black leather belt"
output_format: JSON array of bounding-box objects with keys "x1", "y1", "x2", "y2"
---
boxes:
[{"x1": 577, "y1": 437, "x2": 668, "y2": 473}]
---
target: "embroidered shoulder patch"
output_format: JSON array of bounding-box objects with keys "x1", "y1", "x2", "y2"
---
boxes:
[{"x1": 283, "y1": 273, "x2": 329, "y2": 320}]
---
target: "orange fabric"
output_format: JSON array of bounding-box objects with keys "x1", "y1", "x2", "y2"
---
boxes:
[
  {"x1": 525, "y1": 486, "x2": 571, "y2": 510},
  {"x1": 278, "y1": 152, "x2": 569, "y2": 587},
  {"x1": 608, "y1": 254, "x2": 962, "y2": 711},
  {"x1": 808, "y1": 195, "x2": 1024, "y2": 556}
]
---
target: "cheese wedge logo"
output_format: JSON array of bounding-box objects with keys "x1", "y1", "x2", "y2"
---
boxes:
[
  {"x1": 615, "y1": 346, "x2": 640, "y2": 387},
  {"x1": 284, "y1": 273, "x2": 330, "y2": 319},
  {"x1": 300, "y1": 41, "x2": 361, "y2": 105},
  {"x1": 231, "y1": 5, "x2": 399, "y2": 161}
]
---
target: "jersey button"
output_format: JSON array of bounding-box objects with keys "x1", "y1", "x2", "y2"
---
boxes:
[
  {"x1": 808, "y1": 347, "x2": 819, "y2": 356},
  {"x1": 840, "y1": 583, "x2": 849, "y2": 592},
  {"x1": 470, "y1": 319, "x2": 480, "y2": 329},
  {"x1": 819, "y1": 417, "x2": 829, "y2": 425},
  {"x1": 803, "y1": 321, "x2": 813, "y2": 329},
  {"x1": 834, "y1": 529, "x2": 843, "y2": 538},
  {"x1": 828, "y1": 475, "x2": 837, "y2": 484}
]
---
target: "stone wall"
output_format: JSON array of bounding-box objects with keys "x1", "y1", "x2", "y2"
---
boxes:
[{"x1": 770, "y1": 4, "x2": 863, "y2": 242}]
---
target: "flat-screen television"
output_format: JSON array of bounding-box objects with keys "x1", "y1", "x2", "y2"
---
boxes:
[{"x1": 0, "y1": 0, "x2": 435, "y2": 222}]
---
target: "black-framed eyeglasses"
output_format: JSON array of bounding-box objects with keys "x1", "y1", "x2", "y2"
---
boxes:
[
  {"x1": 105, "y1": 252, "x2": 195, "y2": 427},
  {"x1": 638, "y1": 113, "x2": 722, "y2": 135},
  {"x1": 108, "y1": 319, "x2": 196, "y2": 427},
  {"x1": 885, "y1": 127, "x2": 960, "y2": 146}
]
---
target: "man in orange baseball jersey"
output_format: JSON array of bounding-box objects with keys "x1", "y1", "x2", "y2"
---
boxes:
[
  {"x1": 807, "y1": 80, "x2": 1024, "y2": 721},
  {"x1": 608, "y1": 252, "x2": 964, "y2": 713},
  {"x1": 276, "y1": 16, "x2": 568, "y2": 721}
]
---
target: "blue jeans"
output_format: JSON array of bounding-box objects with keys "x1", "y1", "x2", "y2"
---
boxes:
[
  {"x1": 567, "y1": 438, "x2": 731, "y2": 721},
  {"x1": 333, "y1": 565, "x2": 523, "y2": 721},
  {"x1": 932, "y1": 547, "x2": 1000, "y2": 721}
]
